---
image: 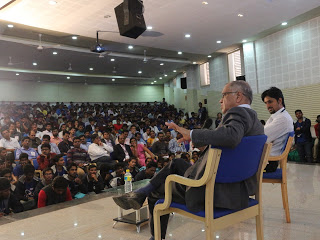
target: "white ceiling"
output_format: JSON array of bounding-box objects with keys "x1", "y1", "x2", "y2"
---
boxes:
[{"x1": 0, "y1": 0, "x2": 320, "y2": 85}]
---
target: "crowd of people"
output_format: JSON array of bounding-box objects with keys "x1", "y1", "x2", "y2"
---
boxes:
[{"x1": 0, "y1": 99, "x2": 205, "y2": 215}]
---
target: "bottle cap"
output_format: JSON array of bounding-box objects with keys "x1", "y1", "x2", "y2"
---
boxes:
[{"x1": 126, "y1": 169, "x2": 130, "y2": 173}]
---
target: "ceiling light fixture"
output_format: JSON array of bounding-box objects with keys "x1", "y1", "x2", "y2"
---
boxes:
[
  {"x1": 138, "y1": 71, "x2": 142, "y2": 74},
  {"x1": 112, "y1": 79, "x2": 115, "y2": 81},
  {"x1": 178, "y1": 51, "x2": 182, "y2": 55},
  {"x1": 128, "y1": 45, "x2": 134, "y2": 49},
  {"x1": 72, "y1": 36, "x2": 77, "y2": 40},
  {"x1": 193, "y1": 62, "x2": 197, "y2": 64},
  {"x1": 281, "y1": 22, "x2": 288, "y2": 26},
  {"x1": 238, "y1": 13, "x2": 244, "y2": 17},
  {"x1": 67, "y1": 76, "x2": 70, "y2": 79},
  {"x1": 202, "y1": 1, "x2": 208, "y2": 4},
  {"x1": 53, "y1": 51, "x2": 58, "y2": 55},
  {"x1": 49, "y1": 1, "x2": 57, "y2": 5},
  {"x1": 242, "y1": 39, "x2": 247, "y2": 43},
  {"x1": 159, "y1": 77, "x2": 162, "y2": 79},
  {"x1": 16, "y1": 73, "x2": 19, "y2": 76},
  {"x1": 151, "y1": 82, "x2": 154, "y2": 84},
  {"x1": 89, "y1": 68, "x2": 93, "y2": 71},
  {"x1": 173, "y1": 70, "x2": 177, "y2": 72},
  {"x1": 154, "y1": 81, "x2": 157, "y2": 82},
  {"x1": 110, "y1": 58, "x2": 115, "y2": 62},
  {"x1": 7, "y1": 24, "x2": 13, "y2": 28},
  {"x1": 160, "y1": 63, "x2": 164, "y2": 66},
  {"x1": 185, "y1": 34, "x2": 191, "y2": 38},
  {"x1": 216, "y1": 40, "x2": 221, "y2": 43},
  {"x1": 147, "y1": 26, "x2": 153, "y2": 30},
  {"x1": 164, "y1": 74, "x2": 168, "y2": 77},
  {"x1": 208, "y1": 55, "x2": 212, "y2": 58},
  {"x1": 33, "y1": 62, "x2": 37, "y2": 66}
]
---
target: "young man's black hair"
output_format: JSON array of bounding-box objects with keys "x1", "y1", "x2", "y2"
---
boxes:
[{"x1": 261, "y1": 87, "x2": 286, "y2": 108}]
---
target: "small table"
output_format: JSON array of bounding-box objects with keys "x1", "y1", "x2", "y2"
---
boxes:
[{"x1": 107, "y1": 179, "x2": 150, "y2": 233}]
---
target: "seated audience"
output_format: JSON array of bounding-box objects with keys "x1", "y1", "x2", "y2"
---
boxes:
[
  {"x1": 58, "y1": 131, "x2": 73, "y2": 155},
  {"x1": 75, "y1": 124, "x2": 85, "y2": 137},
  {"x1": 88, "y1": 134, "x2": 114, "y2": 167},
  {"x1": 130, "y1": 137, "x2": 155, "y2": 167},
  {"x1": 80, "y1": 135, "x2": 91, "y2": 151},
  {"x1": 34, "y1": 168, "x2": 54, "y2": 204},
  {"x1": 13, "y1": 153, "x2": 30, "y2": 178},
  {"x1": 152, "y1": 132, "x2": 170, "y2": 157},
  {"x1": 16, "y1": 137, "x2": 39, "y2": 163},
  {"x1": 147, "y1": 131, "x2": 158, "y2": 147},
  {"x1": 38, "y1": 135, "x2": 61, "y2": 155},
  {"x1": 50, "y1": 128, "x2": 62, "y2": 146},
  {"x1": 0, "y1": 177, "x2": 23, "y2": 216},
  {"x1": 37, "y1": 143, "x2": 56, "y2": 170},
  {"x1": 125, "y1": 157, "x2": 139, "y2": 180},
  {"x1": 168, "y1": 132, "x2": 187, "y2": 155},
  {"x1": 37, "y1": 176, "x2": 72, "y2": 208},
  {"x1": 67, "y1": 137, "x2": 90, "y2": 167},
  {"x1": 109, "y1": 163, "x2": 125, "y2": 188},
  {"x1": 113, "y1": 135, "x2": 134, "y2": 163},
  {"x1": 41, "y1": 123, "x2": 53, "y2": 139},
  {"x1": 83, "y1": 164, "x2": 104, "y2": 194},
  {"x1": 134, "y1": 162, "x2": 157, "y2": 181},
  {"x1": 64, "y1": 163, "x2": 88, "y2": 198},
  {"x1": 29, "y1": 130, "x2": 42, "y2": 149},
  {"x1": 101, "y1": 131, "x2": 115, "y2": 148},
  {"x1": 0, "y1": 168, "x2": 17, "y2": 191},
  {"x1": 0, "y1": 128, "x2": 20, "y2": 154},
  {"x1": 51, "y1": 154, "x2": 67, "y2": 177}
]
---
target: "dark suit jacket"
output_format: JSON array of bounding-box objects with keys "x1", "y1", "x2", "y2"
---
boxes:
[
  {"x1": 113, "y1": 144, "x2": 134, "y2": 162},
  {"x1": 294, "y1": 118, "x2": 312, "y2": 142},
  {"x1": 182, "y1": 106, "x2": 264, "y2": 211}
]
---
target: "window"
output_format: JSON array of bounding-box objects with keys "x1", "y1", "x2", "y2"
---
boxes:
[
  {"x1": 200, "y1": 62, "x2": 210, "y2": 86},
  {"x1": 228, "y1": 49, "x2": 242, "y2": 81}
]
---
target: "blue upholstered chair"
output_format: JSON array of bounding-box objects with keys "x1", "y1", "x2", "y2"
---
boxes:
[
  {"x1": 263, "y1": 131, "x2": 294, "y2": 223},
  {"x1": 153, "y1": 135, "x2": 272, "y2": 240}
]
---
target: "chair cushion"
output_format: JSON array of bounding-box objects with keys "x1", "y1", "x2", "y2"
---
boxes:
[
  {"x1": 263, "y1": 168, "x2": 282, "y2": 179},
  {"x1": 155, "y1": 198, "x2": 258, "y2": 219}
]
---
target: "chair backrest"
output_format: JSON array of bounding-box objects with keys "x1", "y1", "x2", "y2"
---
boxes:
[
  {"x1": 213, "y1": 135, "x2": 267, "y2": 183},
  {"x1": 280, "y1": 131, "x2": 294, "y2": 154}
]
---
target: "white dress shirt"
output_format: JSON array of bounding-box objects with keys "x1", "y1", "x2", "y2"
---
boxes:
[
  {"x1": 264, "y1": 107, "x2": 294, "y2": 156},
  {"x1": 88, "y1": 143, "x2": 114, "y2": 161},
  {"x1": 0, "y1": 138, "x2": 21, "y2": 150}
]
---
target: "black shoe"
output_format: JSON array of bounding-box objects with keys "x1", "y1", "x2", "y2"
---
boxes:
[{"x1": 112, "y1": 192, "x2": 147, "y2": 210}]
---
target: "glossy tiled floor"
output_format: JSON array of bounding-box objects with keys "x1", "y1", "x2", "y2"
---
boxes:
[{"x1": 1, "y1": 162, "x2": 320, "y2": 240}]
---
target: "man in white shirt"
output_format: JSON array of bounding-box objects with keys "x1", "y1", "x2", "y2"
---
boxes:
[
  {"x1": 88, "y1": 134, "x2": 115, "y2": 167},
  {"x1": 0, "y1": 129, "x2": 21, "y2": 153},
  {"x1": 41, "y1": 123, "x2": 53, "y2": 140},
  {"x1": 261, "y1": 87, "x2": 294, "y2": 172}
]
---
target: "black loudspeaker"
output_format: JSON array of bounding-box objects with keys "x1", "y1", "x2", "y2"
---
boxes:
[
  {"x1": 114, "y1": 0, "x2": 146, "y2": 39},
  {"x1": 204, "y1": 99, "x2": 207, "y2": 104},
  {"x1": 181, "y1": 77, "x2": 187, "y2": 89},
  {"x1": 236, "y1": 75, "x2": 246, "y2": 81}
]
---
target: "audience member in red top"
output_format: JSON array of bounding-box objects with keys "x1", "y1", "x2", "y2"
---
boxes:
[
  {"x1": 37, "y1": 176, "x2": 72, "y2": 208},
  {"x1": 37, "y1": 143, "x2": 56, "y2": 170},
  {"x1": 113, "y1": 119, "x2": 123, "y2": 132}
]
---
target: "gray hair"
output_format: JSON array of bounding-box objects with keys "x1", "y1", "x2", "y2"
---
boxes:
[{"x1": 229, "y1": 81, "x2": 253, "y2": 104}]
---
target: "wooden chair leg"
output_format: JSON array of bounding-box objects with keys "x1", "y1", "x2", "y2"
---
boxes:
[
  {"x1": 205, "y1": 222, "x2": 214, "y2": 240},
  {"x1": 281, "y1": 182, "x2": 291, "y2": 223},
  {"x1": 153, "y1": 209, "x2": 162, "y2": 240},
  {"x1": 256, "y1": 207, "x2": 264, "y2": 240}
]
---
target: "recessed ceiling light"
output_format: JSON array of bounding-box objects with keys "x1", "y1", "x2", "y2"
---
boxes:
[
  {"x1": 138, "y1": 71, "x2": 142, "y2": 74},
  {"x1": 67, "y1": 76, "x2": 70, "y2": 79},
  {"x1": 160, "y1": 63, "x2": 164, "y2": 66},
  {"x1": 159, "y1": 77, "x2": 162, "y2": 79},
  {"x1": 242, "y1": 39, "x2": 247, "y2": 43},
  {"x1": 7, "y1": 24, "x2": 14, "y2": 28},
  {"x1": 216, "y1": 40, "x2": 222, "y2": 43},
  {"x1": 89, "y1": 68, "x2": 93, "y2": 71},
  {"x1": 164, "y1": 74, "x2": 168, "y2": 77},
  {"x1": 178, "y1": 51, "x2": 182, "y2": 55},
  {"x1": 72, "y1": 36, "x2": 77, "y2": 40},
  {"x1": 128, "y1": 45, "x2": 133, "y2": 49},
  {"x1": 49, "y1": 0, "x2": 57, "y2": 5},
  {"x1": 21, "y1": 232, "x2": 25, "y2": 236},
  {"x1": 33, "y1": 62, "x2": 37, "y2": 66},
  {"x1": 154, "y1": 80, "x2": 157, "y2": 82},
  {"x1": 110, "y1": 58, "x2": 115, "y2": 62},
  {"x1": 53, "y1": 51, "x2": 58, "y2": 55},
  {"x1": 112, "y1": 79, "x2": 115, "y2": 81},
  {"x1": 202, "y1": 1, "x2": 208, "y2": 4},
  {"x1": 281, "y1": 22, "x2": 288, "y2": 26},
  {"x1": 98, "y1": 235, "x2": 102, "y2": 239},
  {"x1": 147, "y1": 26, "x2": 153, "y2": 30},
  {"x1": 151, "y1": 82, "x2": 154, "y2": 84},
  {"x1": 193, "y1": 62, "x2": 197, "y2": 64},
  {"x1": 185, "y1": 34, "x2": 191, "y2": 38},
  {"x1": 238, "y1": 13, "x2": 244, "y2": 17},
  {"x1": 208, "y1": 55, "x2": 212, "y2": 58},
  {"x1": 173, "y1": 70, "x2": 177, "y2": 72},
  {"x1": 16, "y1": 73, "x2": 19, "y2": 76}
]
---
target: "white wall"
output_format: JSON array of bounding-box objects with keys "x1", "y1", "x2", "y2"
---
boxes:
[{"x1": 0, "y1": 81, "x2": 164, "y2": 102}]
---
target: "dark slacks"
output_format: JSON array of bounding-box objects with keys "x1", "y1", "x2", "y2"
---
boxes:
[
  {"x1": 148, "y1": 158, "x2": 191, "y2": 239},
  {"x1": 296, "y1": 141, "x2": 313, "y2": 163}
]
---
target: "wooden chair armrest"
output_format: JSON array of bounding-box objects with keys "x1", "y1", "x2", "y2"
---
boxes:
[{"x1": 268, "y1": 156, "x2": 281, "y2": 161}]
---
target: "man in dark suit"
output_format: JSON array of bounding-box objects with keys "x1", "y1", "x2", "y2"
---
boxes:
[
  {"x1": 112, "y1": 134, "x2": 134, "y2": 163},
  {"x1": 113, "y1": 81, "x2": 264, "y2": 240}
]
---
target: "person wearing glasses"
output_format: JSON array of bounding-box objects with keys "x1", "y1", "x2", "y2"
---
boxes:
[{"x1": 113, "y1": 81, "x2": 264, "y2": 240}]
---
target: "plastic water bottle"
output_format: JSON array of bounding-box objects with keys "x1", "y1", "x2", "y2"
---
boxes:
[{"x1": 124, "y1": 169, "x2": 133, "y2": 193}]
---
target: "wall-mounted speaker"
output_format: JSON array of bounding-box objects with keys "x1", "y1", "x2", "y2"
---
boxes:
[
  {"x1": 181, "y1": 77, "x2": 187, "y2": 89},
  {"x1": 236, "y1": 75, "x2": 246, "y2": 81}
]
